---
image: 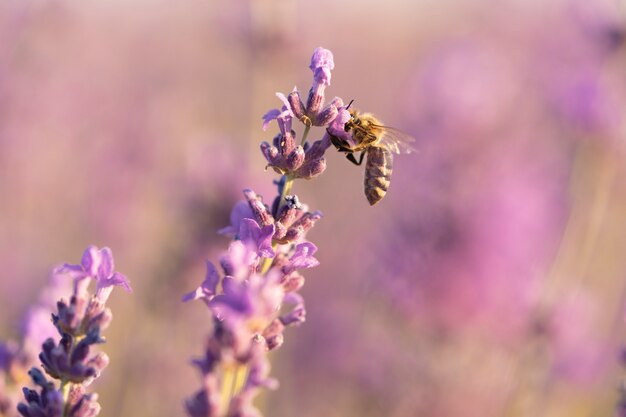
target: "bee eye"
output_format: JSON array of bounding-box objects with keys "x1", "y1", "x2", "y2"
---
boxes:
[{"x1": 355, "y1": 119, "x2": 361, "y2": 126}]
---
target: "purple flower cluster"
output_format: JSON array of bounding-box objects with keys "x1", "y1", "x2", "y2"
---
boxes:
[
  {"x1": 183, "y1": 189, "x2": 320, "y2": 417},
  {"x1": 16, "y1": 246, "x2": 131, "y2": 417},
  {"x1": 260, "y1": 47, "x2": 343, "y2": 179},
  {"x1": 183, "y1": 47, "x2": 341, "y2": 417}
]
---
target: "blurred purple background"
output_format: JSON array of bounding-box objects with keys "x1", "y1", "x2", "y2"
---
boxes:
[{"x1": 2, "y1": 0, "x2": 626, "y2": 416}]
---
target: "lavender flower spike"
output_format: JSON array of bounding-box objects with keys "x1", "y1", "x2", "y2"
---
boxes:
[
  {"x1": 18, "y1": 246, "x2": 131, "y2": 417},
  {"x1": 184, "y1": 47, "x2": 335, "y2": 417}
]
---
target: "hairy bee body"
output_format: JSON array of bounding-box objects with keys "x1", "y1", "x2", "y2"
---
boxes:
[
  {"x1": 329, "y1": 110, "x2": 414, "y2": 205},
  {"x1": 364, "y1": 145, "x2": 393, "y2": 205}
]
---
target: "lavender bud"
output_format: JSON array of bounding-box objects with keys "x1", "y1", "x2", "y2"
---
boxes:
[
  {"x1": 276, "y1": 201, "x2": 302, "y2": 228},
  {"x1": 260, "y1": 142, "x2": 279, "y2": 164},
  {"x1": 262, "y1": 319, "x2": 284, "y2": 340},
  {"x1": 273, "y1": 222, "x2": 287, "y2": 240},
  {"x1": 329, "y1": 96, "x2": 344, "y2": 108},
  {"x1": 243, "y1": 189, "x2": 274, "y2": 227},
  {"x1": 86, "y1": 352, "x2": 109, "y2": 376},
  {"x1": 285, "y1": 146, "x2": 305, "y2": 171},
  {"x1": 314, "y1": 103, "x2": 338, "y2": 127},
  {"x1": 84, "y1": 299, "x2": 112, "y2": 333},
  {"x1": 281, "y1": 226, "x2": 304, "y2": 244},
  {"x1": 265, "y1": 334, "x2": 284, "y2": 351},
  {"x1": 306, "y1": 86, "x2": 324, "y2": 118},
  {"x1": 303, "y1": 135, "x2": 332, "y2": 161},
  {"x1": 291, "y1": 211, "x2": 323, "y2": 233},
  {"x1": 287, "y1": 90, "x2": 307, "y2": 123},
  {"x1": 281, "y1": 273, "x2": 305, "y2": 293},
  {"x1": 295, "y1": 157, "x2": 326, "y2": 179},
  {"x1": 270, "y1": 253, "x2": 290, "y2": 270},
  {"x1": 70, "y1": 340, "x2": 91, "y2": 365},
  {"x1": 279, "y1": 131, "x2": 296, "y2": 157},
  {"x1": 68, "y1": 386, "x2": 100, "y2": 417},
  {"x1": 280, "y1": 305, "x2": 306, "y2": 326}
]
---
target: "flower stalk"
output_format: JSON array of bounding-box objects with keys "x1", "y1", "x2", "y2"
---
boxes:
[{"x1": 183, "y1": 47, "x2": 342, "y2": 417}]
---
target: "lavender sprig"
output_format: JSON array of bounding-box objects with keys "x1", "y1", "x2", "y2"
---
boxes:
[
  {"x1": 183, "y1": 47, "x2": 339, "y2": 417},
  {"x1": 16, "y1": 246, "x2": 131, "y2": 417}
]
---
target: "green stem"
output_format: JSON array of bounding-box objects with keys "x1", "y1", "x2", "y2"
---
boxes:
[{"x1": 60, "y1": 380, "x2": 71, "y2": 417}]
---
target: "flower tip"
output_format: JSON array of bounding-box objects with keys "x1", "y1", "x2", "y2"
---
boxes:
[
  {"x1": 261, "y1": 109, "x2": 281, "y2": 131},
  {"x1": 181, "y1": 289, "x2": 200, "y2": 303},
  {"x1": 309, "y1": 47, "x2": 335, "y2": 71},
  {"x1": 113, "y1": 272, "x2": 133, "y2": 293}
]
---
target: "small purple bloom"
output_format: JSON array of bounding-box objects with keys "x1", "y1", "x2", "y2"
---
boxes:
[
  {"x1": 182, "y1": 261, "x2": 221, "y2": 304},
  {"x1": 239, "y1": 219, "x2": 275, "y2": 259},
  {"x1": 309, "y1": 47, "x2": 335, "y2": 83},
  {"x1": 218, "y1": 201, "x2": 255, "y2": 236},
  {"x1": 261, "y1": 109, "x2": 281, "y2": 131},
  {"x1": 57, "y1": 246, "x2": 132, "y2": 303},
  {"x1": 220, "y1": 240, "x2": 259, "y2": 280},
  {"x1": 261, "y1": 101, "x2": 293, "y2": 137},
  {"x1": 211, "y1": 272, "x2": 284, "y2": 334},
  {"x1": 327, "y1": 107, "x2": 353, "y2": 145},
  {"x1": 283, "y1": 242, "x2": 319, "y2": 274},
  {"x1": 279, "y1": 292, "x2": 306, "y2": 326}
]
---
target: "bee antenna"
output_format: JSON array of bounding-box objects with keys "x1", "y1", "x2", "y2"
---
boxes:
[{"x1": 346, "y1": 99, "x2": 354, "y2": 110}]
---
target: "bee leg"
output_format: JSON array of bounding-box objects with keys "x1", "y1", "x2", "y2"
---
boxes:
[
  {"x1": 328, "y1": 132, "x2": 352, "y2": 152},
  {"x1": 346, "y1": 152, "x2": 365, "y2": 166}
]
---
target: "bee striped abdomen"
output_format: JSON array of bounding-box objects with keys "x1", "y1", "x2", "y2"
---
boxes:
[{"x1": 364, "y1": 146, "x2": 393, "y2": 205}]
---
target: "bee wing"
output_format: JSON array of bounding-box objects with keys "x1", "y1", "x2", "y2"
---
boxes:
[{"x1": 372, "y1": 124, "x2": 417, "y2": 155}]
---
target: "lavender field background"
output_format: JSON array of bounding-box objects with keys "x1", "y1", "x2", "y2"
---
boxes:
[{"x1": 2, "y1": 0, "x2": 626, "y2": 416}]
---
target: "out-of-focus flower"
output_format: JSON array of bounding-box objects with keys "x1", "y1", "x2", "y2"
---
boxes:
[
  {"x1": 17, "y1": 246, "x2": 131, "y2": 417},
  {"x1": 57, "y1": 246, "x2": 132, "y2": 303}
]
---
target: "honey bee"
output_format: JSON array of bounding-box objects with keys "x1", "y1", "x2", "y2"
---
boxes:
[{"x1": 328, "y1": 108, "x2": 416, "y2": 205}]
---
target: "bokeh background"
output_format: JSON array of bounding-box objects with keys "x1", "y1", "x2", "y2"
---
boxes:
[{"x1": 2, "y1": 0, "x2": 626, "y2": 416}]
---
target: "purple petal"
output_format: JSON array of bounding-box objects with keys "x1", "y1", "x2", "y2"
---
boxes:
[
  {"x1": 289, "y1": 242, "x2": 319, "y2": 270},
  {"x1": 182, "y1": 262, "x2": 219, "y2": 302},
  {"x1": 220, "y1": 240, "x2": 259, "y2": 280},
  {"x1": 276, "y1": 108, "x2": 293, "y2": 136},
  {"x1": 327, "y1": 108, "x2": 353, "y2": 144},
  {"x1": 276, "y1": 92, "x2": 293, "y2": 115},
  {"x1": 239, "y1": 218, "x2": 261, "y2": 244},
  {"x1": 257, "y1": 224, "x2": 276, "y2": 258},
  {"x1": 211, "y1": 285, "x2": 253, "y2": 319},
  {"x1": 81, "y1": 245, "x2": 100, "y2": 276},
  {"x1": 221, "y1": 276, "x2": 237, "y2": 295},
  {"x1": 203, "y1": 261, "x2": 220, "y2": 294},
  {"x1": 181, "y1": 286, "x2": 209, "y2": 303},
  {"x1": 309, "y1": 47, "x2": 334, "y2": 71},
  {"x1": 97, "y1": 271, "x2": 132, "y2": 293},
  {"x1": 97, "y1": 247, "x2": 114, "y2": 280},
  {"x1": 55, "y1": 263, "x2": 86, "y2": 277},
  {"x1": 262, "y1": 109, "x2": 281, "y2": 131},
  {"x1": 218, "y1": 201, "x2": 254, "y2": 236},
  {"x1": 280, "y1": 293, "x2": 306, "y2": 326},
  {"x1": 313, "y1": 66, "x2": 332, "y2": 86}
]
